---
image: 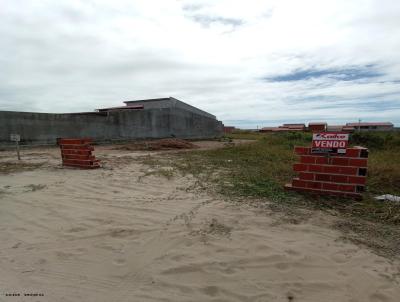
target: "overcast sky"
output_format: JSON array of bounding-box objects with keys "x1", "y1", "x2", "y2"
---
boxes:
[{"x1": 1, "y1": 0, "x2": 400, "y2": 128}]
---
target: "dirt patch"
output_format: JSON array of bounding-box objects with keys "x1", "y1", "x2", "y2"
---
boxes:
[
  {"x1": 0, "y1": 161, "x2": 44, "y2": 174},
  {"x1": 114, "y1": 138, "x2": 198, "y2": 151},
  {"x1": 334, "y1": 219, "x2": 400, "y2": 258},
  {"x1": 1, "y1": 145, "x2": 400, "y2": 301}
]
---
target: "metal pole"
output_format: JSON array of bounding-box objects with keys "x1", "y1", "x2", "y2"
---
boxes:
[{"x1": 16, "y1": 141, "x2": 21, "y2": 160}]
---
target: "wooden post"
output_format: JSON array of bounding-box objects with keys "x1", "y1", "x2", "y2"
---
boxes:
[
  {"x1": 16, "y1": 140, "x2": 21, "y2": 160},
  {"x1": 10, "y1": 134, "x2": 21, "y2": 160}
]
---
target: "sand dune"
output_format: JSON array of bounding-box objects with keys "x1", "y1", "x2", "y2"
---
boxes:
[{"x1": 0, "y1": 145, "x2": 399, "y2": 301}]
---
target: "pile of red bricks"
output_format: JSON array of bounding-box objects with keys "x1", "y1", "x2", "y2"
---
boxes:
[
  {"x1": 285, "y1": 146, "x2": 368, "y2": 198},
  {"x1": 58, "y1": 138, "x2": 100, "y2": 169}
]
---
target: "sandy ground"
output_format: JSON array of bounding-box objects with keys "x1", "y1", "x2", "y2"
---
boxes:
[{"x1": 0, "y1": 142, "x2": 399, "y2": 302}]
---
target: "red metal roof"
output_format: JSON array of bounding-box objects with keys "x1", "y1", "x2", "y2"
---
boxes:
[
  {"x1": 260, "y1": 127, "x2": 303, "y2": 132},
  {"x1": 281, "y1": 125, "x2": 305, "y2": 130},
  {"x1": 282, "y1": 123, "x2": 306, "y2": 127}
]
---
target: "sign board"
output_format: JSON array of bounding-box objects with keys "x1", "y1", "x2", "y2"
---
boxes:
[
  {"x1": 312, "y1": 132, "x2": 349, "y2": 154},
  {"x1": 10, "y1": 134, "x2": 21, "y2": 142}
]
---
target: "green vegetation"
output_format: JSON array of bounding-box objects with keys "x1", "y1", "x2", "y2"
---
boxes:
[
  {"x1": 349, "y1": 132, "x2": 400, "y2": 196},
  {"x1": 141, "y1": 131, "x2": 400, "y2": 256},
  {"x1": 351, "y1": 131, "x2": 400, "y2": 149},
  {"x1": 138, "y1": 131, "x2": 400, "y2": 254},
  {"x1": 177, "y1": 132, "x2": 312, "y2": 201}
]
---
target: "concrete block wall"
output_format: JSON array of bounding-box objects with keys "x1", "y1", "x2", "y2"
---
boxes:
[{"x1": 0, "y1": 107, "x2": 223, "y2": 146}]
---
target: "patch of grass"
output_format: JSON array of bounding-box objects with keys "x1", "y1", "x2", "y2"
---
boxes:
[
  {"x1": 162, "y1": 132, "x2": 400, "y2": 257},
  {"x1": 350, "y1": 131, "x2": 400, "y2": 149},
  {"x1": 367, "y1": 148, "x2": 400, "y2": 195},
  {"x1": 138, "y1": 155, "x2": 175, "y2": 180},
  {"x1": 139, "y1": 132, "x2": 400, "y2": 224},
  {"x1": 225, "y1": 131, "x2": 265, "y2": 140},
  {"x1": 173, "y1": 133, "x2": 311, "y2": 201}
]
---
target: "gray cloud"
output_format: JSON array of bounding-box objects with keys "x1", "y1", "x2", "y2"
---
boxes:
[
  {"x1": 188, "y1": 14, "x2": 243, "y2": 27},
  {"x1": 0, "y1": 0, "x2": 399, "y2": 128},
  {"x1": 182, "y1": 4, "x2": 204, "y2": 12},
  {"x1": 266, "y1": 65, "x2": 383, "y2": 82}
]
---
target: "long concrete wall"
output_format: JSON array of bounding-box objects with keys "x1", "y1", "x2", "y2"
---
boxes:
[{"x1": 0, "y1": 108, "x2": 223, "y2": 146}]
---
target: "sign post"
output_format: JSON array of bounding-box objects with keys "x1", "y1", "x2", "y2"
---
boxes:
[
  {"x1": 10, "y1": 134, "x2": 21, "y2": 160},
  {"x1": 312, "y1": 132, "x2": 349, "y2": 154}
]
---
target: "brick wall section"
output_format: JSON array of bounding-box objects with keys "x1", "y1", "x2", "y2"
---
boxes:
[
  {"x1": 285, "y1": 146, "x2": 368, "y2": 198},
  {"x1": 59, "y1": 138, "x2": 100, "y2": 169}
]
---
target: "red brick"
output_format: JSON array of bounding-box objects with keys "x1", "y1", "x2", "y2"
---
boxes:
[
  {"x1": 315, "y1": 157, "x2": 329, "y2": 164},
  {"x1": 323, "y1": 166, "x2": 341, "y2": 174},
  {"x1": 58, "y1": 138, "x2": 92, "y2": 145},
  {"x1": 294, "y1": 147, "x2": 310, "y2": 155},
  {"x1": 338, "y1": 184, "x2": 356, "y2": 192},
  {"x1": 339, "y1": 166, "x2": 358, "y2": 175},
  {"x1": 348, "y1": 176, "x2": 366, "y2": 185},
  {"x1": 331, "y1": 157, "x2": 350, "y2": 166},
  {"x1": 299, "y1": 172, "x2": 314, "y2": 181},
  {"x1": 309, "y1": 164, "x2": 324, "y2": 172},
  {"x1": 315, "y1": 174, "x2": 331, "y2": 181},
  {"x1": 293, "y1": 163, "x2": 308, "y2": 172},
  {"x1": 345, "y1": 148, "x2": 361, "y2": 157},
  {"x1": 60, "y1": 144, "x2": 94, "y2": 151},
  {"x1": 331, "y1": 175, "x2": 348, "y2": 183},
  {"x1": 62, "y1": 154, "x2": 95, "y2": 160},
  {"x1": 292, "y1": 179, "x2": 307, "y2": 188},
  {"x1": 300, "y1": 156, "x2": 316, "y2": 164},
  {"x1": 322, "y1": 182, "x2": 339, "y2": 191},
  {"x1": 306, "y1": 181, "x2": 322, "y2": 189},
  {"x1": 61, "y1": 149, "x2": 92, "y2": 155},
  {"x1": 349, "y1": 158, "x2": 368, "y2": 167}
]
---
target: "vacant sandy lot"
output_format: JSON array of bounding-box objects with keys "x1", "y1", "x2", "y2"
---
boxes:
[{"x1": 0, "y1": 142, "x2": 399, "y2": 302}]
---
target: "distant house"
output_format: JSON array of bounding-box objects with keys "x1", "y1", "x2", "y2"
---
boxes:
[
  {"x1": 259, "y1": 127, "x2": 276, "y2": 132},
  {"x1": 345, "y1": 122, "x2": 394, "y2": 132},
  {"x1": 224, "y1": 126, "x2": 236, "y2": 133},
  {"x1": 308, "y1": 122, "x2": 327, "y2": 132},
  {"x1": 259, "y1": 127, "x2": 288, "y2": 132},
  {"x1": 327, "y1": 125, "x2": 344, "y2": 132},
  {"x1": 342, "y1": 126, "x2": 356, "y2": 132},
  {"x1": 260, "y1": 123, "x2": 306, "y2": 132},
  {"x1": 282, "y1": 124, "x2": 306, "y2": 131}
]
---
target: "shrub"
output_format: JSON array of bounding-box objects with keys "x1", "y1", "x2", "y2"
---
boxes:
[{"x1": 350, "y1": 132, "x2": 386, "y2": 149}]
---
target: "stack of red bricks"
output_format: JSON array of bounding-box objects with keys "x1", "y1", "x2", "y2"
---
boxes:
[
  {"x1": 59, "y1": 138, "x2": 100, "y2": 169},
  {"x1": 285, "y1": 146, "x2": 368, "y2": 198}
]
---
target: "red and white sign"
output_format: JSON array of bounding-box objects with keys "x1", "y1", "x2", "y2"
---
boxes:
[{"x1": 312, "y1": 132, "x2": 349, "y2": 152}]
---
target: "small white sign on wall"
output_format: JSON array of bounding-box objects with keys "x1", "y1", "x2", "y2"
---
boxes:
[
  {"x1": 10, "y1": 133, "x2": 21, "y2": 142},
  {"x1": 10, "y1": 133, "x2": 21, "y2": 160}
]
